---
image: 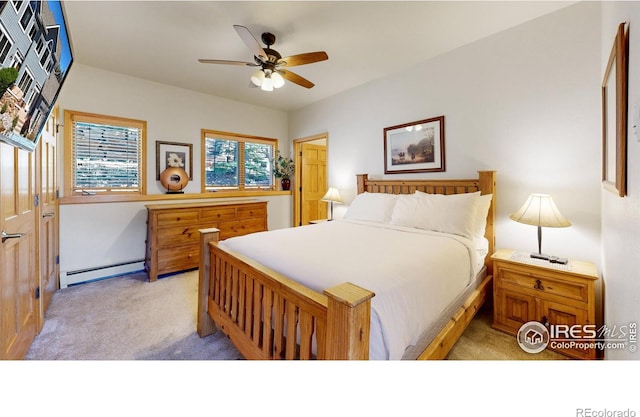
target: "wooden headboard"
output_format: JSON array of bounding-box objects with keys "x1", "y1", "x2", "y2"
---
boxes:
[{"x1": 356, "y1": 171, "x2": 496, "y2": 269}]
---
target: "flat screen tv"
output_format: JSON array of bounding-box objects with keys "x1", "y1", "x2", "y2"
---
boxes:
[{"x1": 0, "y1": 0, "x2": 73, "y2": 152}]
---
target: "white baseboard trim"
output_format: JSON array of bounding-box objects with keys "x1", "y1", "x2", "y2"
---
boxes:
[{"x1": 60, "y1": 260, "x2": 146, "y2": 288}]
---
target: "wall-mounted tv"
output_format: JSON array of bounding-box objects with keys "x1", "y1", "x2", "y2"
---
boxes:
[{"x1": 0, "y1": 0, "x2": 73, "y2": 152}]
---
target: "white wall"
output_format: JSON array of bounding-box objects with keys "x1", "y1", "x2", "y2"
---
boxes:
[
  {"x1": 600, "y1": 1, "x2": 640, "y2": 360},
  {"x1": 290, "y1": 2, "x2": 602, "y2": 266},
  {"x1": 57, "y1": 64, "x2": 290, "y2": 284}
]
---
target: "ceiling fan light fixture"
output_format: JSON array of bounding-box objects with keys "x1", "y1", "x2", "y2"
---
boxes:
[
  {"x1": 271, "y1": 72, "x2": 285, "y2": 88},
  {"x1": 199, "y1": 25, "x2": 328, "y2": 91},
  {"x1": 261, "y1": 75, "x2": 274, "y2": 91},
  {"x1": 251, "y1": 69, "x2": 265, "y2": 86}
]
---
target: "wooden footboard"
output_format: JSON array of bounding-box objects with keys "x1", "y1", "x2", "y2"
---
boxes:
[{"x1": 197, "y1": 228, "x2": 375, "y2": 359}]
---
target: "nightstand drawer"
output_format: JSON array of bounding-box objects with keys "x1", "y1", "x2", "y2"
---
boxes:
[{"x1": 498, "y1": 267, "x2": 588, "y2": 304}]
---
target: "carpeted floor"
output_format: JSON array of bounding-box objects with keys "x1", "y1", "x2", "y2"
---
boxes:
[
  {"x1": 25, "y1": 270, "x2": 243, "y2": 360},
  {"x1": 25, "y1": 269, "x2": 565, "y2": 360},
  {"x1": 446, "y1": 303, "x2": 566, "y2": 360}
]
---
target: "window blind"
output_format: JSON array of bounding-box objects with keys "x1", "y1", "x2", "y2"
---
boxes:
[{"x1": 72, "y1": 120, "x2": 142, "y2": 191}]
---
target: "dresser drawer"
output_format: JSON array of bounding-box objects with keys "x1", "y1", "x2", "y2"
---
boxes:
[
  {"x1": 146, "y1": 201, "x2": 267, "y2": 281},
  {"x1": 201, "y1": 207, "x2": 237, "y2": 222},
  {"x1": 156, "y1": 225, "x2": 200, "y2": 248},
  {"x1": 157, "y1": 246, "x2": 199, "y2": 272},
  {"x1": 497, "y1": 267, "x2": 588, "y2": 304},
  {"x1": 237, "y1": 204, "x2": 267, "y2": 219},
  {"x1": 218, "y1": 218, "x2": 266, "y2": 239},
  {"x1": 156, "y1": 210, "x2": 200, "y2": 228}
]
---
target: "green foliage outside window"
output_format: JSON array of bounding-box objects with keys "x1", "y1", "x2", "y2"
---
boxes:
[{"x1": 204, "y1": 133, "x2": 275, "y2": 190}]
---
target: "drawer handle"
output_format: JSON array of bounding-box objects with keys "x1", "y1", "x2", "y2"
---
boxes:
[{"x1": 534, "y1": 279, "x2": 544, "y2": 291}]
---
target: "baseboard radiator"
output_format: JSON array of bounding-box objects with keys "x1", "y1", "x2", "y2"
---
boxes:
[{"x1": 60, "y1": 259, "x2": 146, "y2": 288}]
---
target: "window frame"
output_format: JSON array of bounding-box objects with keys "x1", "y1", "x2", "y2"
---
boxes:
[
  {"x1": 201, "y1": 129, "x2": 278, "y2": 193},
  {"x1": 64, "y1": 110, "x2": 147, "y2": 198}
]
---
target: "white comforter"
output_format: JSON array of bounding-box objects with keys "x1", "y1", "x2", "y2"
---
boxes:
[{"x1": 219, "y1": 219, "x2": 479, "y2": 360}]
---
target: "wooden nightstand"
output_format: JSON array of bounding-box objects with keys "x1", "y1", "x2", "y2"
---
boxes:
[
  {"x1": 491, "y1": 249, "x2": 600, "y2": 359},
  {"x1": 308, "y1": 219, "x2": 329, "y2": 224}
]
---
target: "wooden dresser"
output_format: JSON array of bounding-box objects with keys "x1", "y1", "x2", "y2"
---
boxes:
[
  {"x1": 491, "y1": 249, "x2": 599, "y2": 359},
  {"x1": 145, "y1": 200, "x2": 267, "y2": 281}
]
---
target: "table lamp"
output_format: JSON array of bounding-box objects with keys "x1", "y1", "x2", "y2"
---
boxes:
[
  {"x1": 321, "y1": 187, "x2": 343, "y2": 221},
  {"x1": 509, "y1": 193, "x2": 571, "y2": 263}
]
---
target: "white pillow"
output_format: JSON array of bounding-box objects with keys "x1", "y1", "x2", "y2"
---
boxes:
[
  {"x1": 473, "y1": 194, "x2": 493, "y2": 239},
  {"x1": 389, "y1": 194, "x2": 420, "y2": 227},
  {"x1": 343, "y1": 192, "x2": 398, "y2": 223},
  {"x1": 394, "y1": 191, "x2": 480, "y2": 239}
]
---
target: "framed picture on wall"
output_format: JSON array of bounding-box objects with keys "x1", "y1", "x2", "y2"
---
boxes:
[
  {"x1": 602, "y1": 22, "x2": 628, "y2": 197},
  {"x1": 156, "y1": 141, "x2": 193, "y2": 180},
  {"x1": 384, "y1": 115, "x2": 445, "y2": 174}
]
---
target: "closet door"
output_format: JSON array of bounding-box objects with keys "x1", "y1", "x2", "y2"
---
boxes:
[
  {"x1": 0, "y1": 142, "x2": 38, "y2": 359},
  {"x1": 38, "y1": 109, "x2": 59, "y2": 325}
]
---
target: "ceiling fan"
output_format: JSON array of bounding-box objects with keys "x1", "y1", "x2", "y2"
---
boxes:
[{"x1": 198, "y1": 25, "x2": 328, "y2": 91}]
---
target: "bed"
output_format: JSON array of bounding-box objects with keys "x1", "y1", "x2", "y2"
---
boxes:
[{"x1": 197, "y1": 171, "x2": 496, "y2": 360}]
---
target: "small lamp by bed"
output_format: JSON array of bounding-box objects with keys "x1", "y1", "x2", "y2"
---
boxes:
[
  {"x1": 509, "y1": 194, "x2": 571, "y2": 264},
  {"x1": 321, "y1": 187, "x2": 343, "y2": 221}
]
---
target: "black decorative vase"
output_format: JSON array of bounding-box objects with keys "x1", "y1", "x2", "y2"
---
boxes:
[{"x1": 281, "y1": 178, "x2": 291, "y2": 191}]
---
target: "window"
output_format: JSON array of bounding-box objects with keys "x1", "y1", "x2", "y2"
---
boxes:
[
  {"x1": 19, "y1": 3, "x2": 33, "y2": 31},
  {"x1": 65, "y1": 110, "x2": 146, "y2": 196},
  {"x1": 0, "y1": 28, "x2": 12, "y2": 63},
  {"x1": 35, "y1": 37, "x2": 43, "y2": 55},
  {"x1": 27, "y1": 24, "x2": 37, "y2": 41},
  {"x1": 39, "y1": 47, "x2": 49, "y2": 67},
  {"x1": 202, "y1": 129, "x2": 276, "y2": 192},
  {"x1": 16, "y1": 68, "x2": 32, "y2": 93}
]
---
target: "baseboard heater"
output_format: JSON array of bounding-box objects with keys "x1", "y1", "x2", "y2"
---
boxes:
[{"x1": 60, "y1": 259, "x2": 146, "y2": 288}]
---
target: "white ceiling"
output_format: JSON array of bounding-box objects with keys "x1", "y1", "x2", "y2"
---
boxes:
[{"x1": 62, "y1": 1, "x2": 576, "y2": 112}]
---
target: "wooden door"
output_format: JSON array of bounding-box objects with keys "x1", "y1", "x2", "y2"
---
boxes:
[
  {"x1": 38, "y1": 109, "x2": 59, "y2": 324},
  {"x1": 300, "y1": 143, "x2": 327, "y2": 225},
  {"x1": 1, "y1": 142, "x2": 38, "y2": 359}
]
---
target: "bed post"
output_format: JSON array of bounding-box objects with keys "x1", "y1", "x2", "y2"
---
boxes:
[
  {"x1": 356, "y1": 174, "x2": 368, "y2": 194},
  {"x1": 197, "y1": 228, "x2": 219, "y2": 337},
  {"x1": 478, "y1": 170, "x2": 496, "y2": 270},
  {"x1": 323, "y1": 282, "x2": 375, "y2": 360}
]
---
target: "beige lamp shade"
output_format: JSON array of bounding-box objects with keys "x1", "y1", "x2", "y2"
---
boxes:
[
  {"x1": 509, "y1": 194, "x2": 571, "y2": 228},
  {"x1": 510, "y1": 193, "x2": 570, "y2": 260},
  {"x1": 321, "y1": 187, "x2": 343, "y2": 203},
  {"x1": 321, "y1": 187, "x2": 342, "y2": 221}
]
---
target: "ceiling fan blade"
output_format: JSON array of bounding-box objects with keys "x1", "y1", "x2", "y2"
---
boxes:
[
  {"x1": 277, "y1": 51, "x2": 328, "y2": 67},
  {"x1": 198, "y1": 59, "x2": 258, "y2": 66},
  {"x1": 279, "y1": 69, "x2": 315, "y2": 89},
  {"x1": 234, "y1": 25, "x2": 268, "y2": 61}
]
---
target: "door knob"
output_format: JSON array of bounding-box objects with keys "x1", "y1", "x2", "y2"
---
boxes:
[{"x1": 1, "y1": 230, "x2": 25, "y2": 243}]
